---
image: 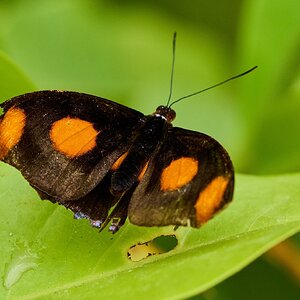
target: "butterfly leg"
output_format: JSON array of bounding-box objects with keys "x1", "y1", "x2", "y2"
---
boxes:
[{"x1": 99, "y1": 185, "x2": 136, "y2": 234}]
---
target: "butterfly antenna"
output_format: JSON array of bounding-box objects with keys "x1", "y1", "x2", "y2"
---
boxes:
[
  {"x1": 169, "y1": 66, "x2": 258, "y2": 107},
  {"x1": 166, "y1": 32, "x2": 177, "y2": 107}
]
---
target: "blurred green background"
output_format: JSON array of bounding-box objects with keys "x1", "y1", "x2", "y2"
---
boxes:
[{"x1": 0, "y1": 0, "x2": 299, "y2": 299}]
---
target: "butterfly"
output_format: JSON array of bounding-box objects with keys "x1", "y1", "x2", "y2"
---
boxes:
[{"x1": 0, "y1": 33, "x2": 256, "y2": 233}]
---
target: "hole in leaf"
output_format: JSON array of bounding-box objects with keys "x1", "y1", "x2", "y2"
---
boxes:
[{"x1": 128, "y1": 235, "x2": 178, "y2": 262}]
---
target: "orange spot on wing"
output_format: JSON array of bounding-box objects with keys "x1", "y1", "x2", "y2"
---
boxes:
[
  {"x1": 111, "y1": 152, "x2": 128, "y2": 171},
  {"x1": 50, "y1": 117, "x2": 99, "y2": 158},
  {"x1": 0, "y1": 107, "x2": 26, "y2": 159},
  {"x1": 160, "y1": 157, "x2": 198, "y2": 191},
  {"x1": 194, "y1": 176, "x2": 229, "y2": 225},
  {"x1": 138, "y1": 161, "x2": 149, "y2": 181}
]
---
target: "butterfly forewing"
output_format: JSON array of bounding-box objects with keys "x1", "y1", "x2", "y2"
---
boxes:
[
  {"x1": 128, "y1": 127, "x2": 234, "y2": 228},
  {"x1": 0, "y1": 91, "x2": 144, "y2": 201}
]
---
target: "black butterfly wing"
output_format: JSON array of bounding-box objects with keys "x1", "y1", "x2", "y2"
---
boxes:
[
  {"x1": 128, "y1": 126, "x2": 234, "y2": 228},
  {"x1": 0, "y1": 90, "x2": 144, "y2": 201}
]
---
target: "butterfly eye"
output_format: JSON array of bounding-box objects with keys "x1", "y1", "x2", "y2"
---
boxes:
[
  {"x1": 166, "y1": 109, "x2": 176, "y2": 122},
  {"x1": 155, "y1": 105, "x2": 165, "y2": 113}
]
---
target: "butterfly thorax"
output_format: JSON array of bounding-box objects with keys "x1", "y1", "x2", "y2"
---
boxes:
[
  {"x1": 110, "y1": 114, "x2": 171, "y2": 196},
  {"x1": 153, "y1": 105, "x2": 176, "y2": 123}
]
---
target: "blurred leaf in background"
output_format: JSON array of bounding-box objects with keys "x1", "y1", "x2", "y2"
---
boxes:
[{"x1": 0, "y1": 0, "x2": 299, "y2": 299}]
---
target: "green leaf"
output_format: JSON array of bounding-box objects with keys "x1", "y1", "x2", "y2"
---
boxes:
[{"x1": 0, "y1": 162, "x2": 299, "y2": 299}]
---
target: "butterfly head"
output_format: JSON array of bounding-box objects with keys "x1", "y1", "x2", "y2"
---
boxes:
[{"x1": 154, "y1": 105, "x2": 176, "y2": 123}]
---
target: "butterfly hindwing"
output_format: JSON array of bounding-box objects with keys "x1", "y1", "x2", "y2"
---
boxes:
[
  {"x1": 0, "y1": 91, "x2": 144, "y2": 202},
  {"x1": 128, "y1": 127, "x2": 234, "y2": 228}
]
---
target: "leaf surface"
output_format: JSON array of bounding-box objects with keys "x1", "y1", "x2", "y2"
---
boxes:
[{"x1": 0, "y1": 163, "x2": 299, "y2": 299}]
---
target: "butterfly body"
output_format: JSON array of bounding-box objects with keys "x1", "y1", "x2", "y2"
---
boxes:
[
  {"x1": 111, "y1": 114, "x2": 168, "y2": 195},
  {"x1": 0, "y1": 90, "x2": 234, "y2": 233}
]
